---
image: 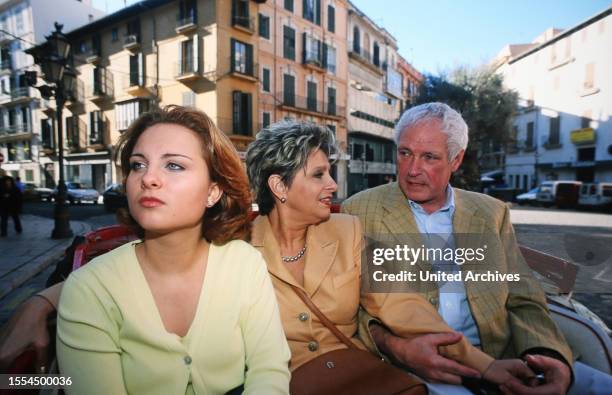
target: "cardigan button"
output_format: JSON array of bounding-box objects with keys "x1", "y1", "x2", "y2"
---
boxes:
[
  {"x1": 307, "y1": 341, "x2": 319, "y2": 352},
  {"x1": 298, "y1": 312, "x2": 309, "y2": 322},
  {"x1": 184, "y1": 356, "x2": 192, "y2": 365}
]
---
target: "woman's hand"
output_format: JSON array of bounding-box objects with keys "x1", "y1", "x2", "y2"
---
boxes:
[
  {"x1": 483, "y1": 358, "x2": 536, "y2": 386},
  {"x1": 0, "y1": 295, "x2": 55, "y2": 372}
]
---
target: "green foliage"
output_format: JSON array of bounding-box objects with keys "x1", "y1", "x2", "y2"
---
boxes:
[{"x1": 415, "y1": 66, "x2": 518, "y2": 190}]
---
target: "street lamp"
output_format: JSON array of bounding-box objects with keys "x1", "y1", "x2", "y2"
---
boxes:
[{"x1": 26, "y1": 22, "x2": 74, "y2": 239}]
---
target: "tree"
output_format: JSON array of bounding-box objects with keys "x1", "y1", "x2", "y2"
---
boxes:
[{"x1": 415, "y1": 66, "x2": 518, "y2": 190}]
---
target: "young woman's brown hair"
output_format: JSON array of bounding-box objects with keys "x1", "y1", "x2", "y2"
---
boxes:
[{"x1": 114, "y1": 105, "x2": 252, "y2": 244}]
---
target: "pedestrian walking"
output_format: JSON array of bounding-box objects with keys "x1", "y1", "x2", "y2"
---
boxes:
[{"x1": 0, "y1": 176, "x2": 23, "y2": 237}]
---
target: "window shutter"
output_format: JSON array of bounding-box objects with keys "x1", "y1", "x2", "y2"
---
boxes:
[
  {"x1": 315, "y1": 0, "x2": 321, "y2": 25},
  {"x1": 302, "y1": 32, "x2": 307, "y2": 63},
  {"x1": 328, "y1": 6, "x2": 335, "y2": 32},
  {"x1": 245, "y1": 93, "x2": 252, "y2": 135},
  {"x1": 232, "y1": 91, "x2": 241, "y2": 134},
  {"x1": 230, "y1": 38, "x2": 236, "y2": 72},
  {"x1": 193, "y1": 34, "x2": 199, "y2": 73},
  {"x1": 138, "y1": 52, "x2": 145, "y2": 86},
  {"x1": 317, "y1": 39, "x2": 322, "y2": 65},
  {"x1": 322, "y1": 43, "x2": 328, "y2": 69},
  {"x1": 246, "y1": 43, "x2": 253, "y2": 76},
  {"x1": 177, "y1": 41, "x2": 183, "y2": 75}
]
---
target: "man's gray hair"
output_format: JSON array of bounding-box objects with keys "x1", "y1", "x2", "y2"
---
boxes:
[
  {"x1": 394, "y1": 102, "x2": 469, "y2": 160},
  {"x1": 246, "y1": 120, "x2": 338, "y2": 215}
]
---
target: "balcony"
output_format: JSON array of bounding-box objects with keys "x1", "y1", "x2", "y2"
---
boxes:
[
  {"x1": 123, "y1": 73, "x2": 149, "y2": 97},
  {"x1": 0, "y1": 60, "x2": 11, "y2": 74},
  {"x1": 1, "y1": 86, "x2": 31, "y2": 104},
  {"x1": 303, "y1": 51, "x2": 324, "y2": 72},
  {"x1": 231, "y1": 15, "x2": 255, "y2": 34},
  {"x1": 66, "y1": 118, "x2": 87, "y2": 152},
  {"x1": 0, "y1": 31, "x2": 12, "y2": 44},
  {"x1": 85, "y1": 49, "x2": 101, "y2": 64},
  {"x1": 348, "y1": 42, "x2": 383, "y2": 76},
  {"x1": 229, "y1": 57, "x2": 258, "y2": 82},
  {"x1": 176, "y1": 14, "x2": 197, "y2": 34},
  {"x1": 175, "y1": 60, "x2": 201, "y2": 82},
  {"x1": 123, "y1": 34, "x2": 140, "y2": 51},
  {"x1": 89, "y1": 84, "x2": 113, "y2": 102},
  {"x1": 65, "y1": 79, "x2": 85, "y2": 108},
  {"x1": 0, "y1": 123, "x2": 32, "y2": 142},
  {"x1": 277, "y1": 92, "x2": 345, "y2": 120}
]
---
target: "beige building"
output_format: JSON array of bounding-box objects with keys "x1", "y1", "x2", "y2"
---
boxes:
[
  {"x1": 346, "y1": 1, "x2": 402, "y2": 195},
  {"x1": 396, "y1": 54, "x2": 422, "y2": 111},
  {"x1": 35, "y1": 0, "x2": 265, "y2": 190},
  {"x1": 257, "y1": 0, "x2": 350, "y2": 198}
]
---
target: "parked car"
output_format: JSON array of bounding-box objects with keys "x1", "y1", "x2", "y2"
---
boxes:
[
  {"x1": 21, "y1": 183, "x2": 54, "y2": 201},
  {"x1": 37, "y1": 186, "x2": 54, "y2": 201},
  {"x1": 536, "y1": 180, "x2": 582, "y2": 208},
  {"x1": 578, "y1": 182, "x2": 612, "y2": 210},
  {"x1": 516, "y1": 187, "x2": 539, "y2": 205},
  {"x1": 53, "y1": 182, "x2": 100, "y2": 205},
  {"x1": 103, "y1": 183, "x2": 127, "y2": 212}
]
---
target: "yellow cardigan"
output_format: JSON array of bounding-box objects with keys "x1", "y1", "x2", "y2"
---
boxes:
[{"x1": 57, "y1": 240, "x2": 291, "y2": 395}]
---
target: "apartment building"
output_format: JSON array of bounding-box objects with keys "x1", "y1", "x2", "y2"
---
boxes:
[
  {"x1": 346, "y1": 1, "x2": 402, "y2": 196},
  {"x1": 0, "y1": 0, "x2": 104, "y2": 186},
  {"x1": 33, "y1": 0, "x2": 265, "y2": 191},
  {"x1": 493, "y1": 6, "x2": 612, "y2": 189},
  {"x1": 396, "y1": 54, "x2": 422, "y2": 112},
  {"x1": 257, "y1": 0, "x2": 349, "y2": 198}
]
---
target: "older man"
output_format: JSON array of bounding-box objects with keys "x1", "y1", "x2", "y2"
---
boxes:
[{"x1": 343, "y1": 102, "x2": 610, "y2": 394}]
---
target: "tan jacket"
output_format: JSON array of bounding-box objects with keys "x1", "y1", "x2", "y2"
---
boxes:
[{"x1": 343, "y1": 182, "x2": 572, "y2": 367}]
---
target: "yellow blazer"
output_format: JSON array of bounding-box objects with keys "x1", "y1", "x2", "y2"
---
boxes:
[
  {"x1": 342, "y1": 182, "x2": 572, "y2": 366},
  {"x1": 251, "y1": 214, "x2": 367, "y2": 370}
]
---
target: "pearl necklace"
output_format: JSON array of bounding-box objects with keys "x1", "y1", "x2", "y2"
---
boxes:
[{"x1": 282, "y1": 246, "x2": 307, "y2": 263}]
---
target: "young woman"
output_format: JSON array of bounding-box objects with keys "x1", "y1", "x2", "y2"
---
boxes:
[{"x1": 55, "y1": 106, "x2": 290, "y2": 394}]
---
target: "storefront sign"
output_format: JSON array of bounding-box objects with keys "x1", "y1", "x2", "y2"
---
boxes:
[{"x1": 570, "y1": 128, "x2": 595, "y2": 145}]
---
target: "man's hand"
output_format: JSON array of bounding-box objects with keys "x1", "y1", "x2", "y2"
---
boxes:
[
  {"x1": 500, "y1": 354, "x2": 571, "y2": 395},
  {"x1": 482, "y1": 358, "x2": 535, "y2": 386},
  {"x1": 382, "y1": 330, "x2": 481, "y2": 384},
  {"x1": 0, "y1": 296, "x2": 54, "y2": 373}
]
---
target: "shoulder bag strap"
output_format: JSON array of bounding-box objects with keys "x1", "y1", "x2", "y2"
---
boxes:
[{"x1": 289, "y1": 285, "x2": 357, "y2": 350}]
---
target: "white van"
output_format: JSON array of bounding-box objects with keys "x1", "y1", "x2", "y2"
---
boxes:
[
  {"x1": 578, "y1": 183, "x2": 612, "y2": 209},
  {"x1": 536, "y1": 180, "x2": 582, "y2": 207}
]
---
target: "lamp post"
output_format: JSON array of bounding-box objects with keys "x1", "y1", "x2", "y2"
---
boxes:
[{"x1": 26, "y1": 22, "x2": 74, "y2": 238}]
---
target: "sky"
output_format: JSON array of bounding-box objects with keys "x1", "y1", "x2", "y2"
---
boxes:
[{"x1": 92, "y1": 0, "x2": 611, "y2": 74}]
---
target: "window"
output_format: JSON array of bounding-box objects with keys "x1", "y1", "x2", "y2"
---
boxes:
[
  {"x1": 115, "y1": 99, "x2": 149, "y2": 131},
  {"x1": 584, "y1": 63, "x2": 595, "y2": 89},
  {"x1": 327, "y1": 87, "x2": 336, "y2": 116},
  {"x1": 258, "y1": 13, "x2": 270, "y2": 39},
  {"x1": 262, "y1": 112, "x2": 271, "y2": 128},
  {"x1": 327, "y1": 5, "x2": 335, "y2": 32},
  {"x1": 373, "y1": 42, "x2": 380, "y2": 66},
  {"x1": 549, "y1": 117, "x2": 560, "y2": 145},
  {"x1": 324, "y1": 44, "x2": 336, "y2": 74},
  {"x1": 303, "y1": 33, "x2": 321, "y2": 66},
  {"x1": 523, "y1": 175, "x2": 528, "y2": 190},
  {"x1": 89, "y1": 111, "x2": 104, "y2": 145},
  {"x1": 284, "y1": 0, "x2": 293, "y2": 12},
  {"x1": 179, "y1": 39, "x2": 194, "y2": 74},
  {"x1": 182, "y1": 91, "x2": 196, "y2": 107},
  {"x1": 303, "y1": 0, "x2": 321, "y2": 25},
  {"x1": 232, "y1": 91, "x2": 252, "y2": 136},
  {"x1": 232, "y1": 0, "x2": 250, "y2": 29},
  {"x1": 25, "y1": 169, "x2": 33, "y2": 182},
  {"x1": 91, "y1": 34, "x2": 101, "y2": 56},
  {"x1": 526, "y1": 122, "x2": 534, "y2": 148},
  {"x1": 581, "y1": 114, "x2": 591, "y2": 129},
  {"x1": 283, "y1": 74, "x2": 295, "y2": 106},
  {"x1": 262, "y1": 68, "x2": 270, "y2": 92},
  {"x1": 178, "y1": 0, "x2": 197, "y2": 24},
  {"x1": 111, "y1": 28, "x2": 118, "y2": 42},
  {"x1": 129, "y1": 53, "x2": 144, "y2": 86},
  {"x1": 307, "y1": 81, "x2": 317, "y2": 111},
  {"x1": 283, "y1": 26, "x2": 296, "y2": 60},
  {"x1": 93, "y1": 66, "x2": 104, "y2": 94},
  {"x1": 41, "y1": 118, "x2": 54, "y2": 149},
  {"x1": 15, "y1": 10, "x2": 24, "y2": 33},
  {"x1": 352, "y1": 26, "x2": 360, "y2": 53},
  {"x1": 66, "y1": 116, "x2": 81, "y2": 149},
  {"x1": 231, "y1": 39, "x2": 254, "y2": 76}
]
